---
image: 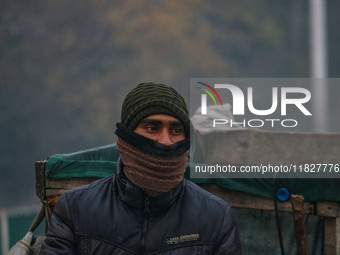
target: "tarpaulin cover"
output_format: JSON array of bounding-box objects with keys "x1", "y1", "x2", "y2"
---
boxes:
[{"x1": 45, "y1": 144, "x2": 340, "y2": 202}]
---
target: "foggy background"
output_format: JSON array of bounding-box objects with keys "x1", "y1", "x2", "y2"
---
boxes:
[{"x1": 1, "y1": 0, "x2": 340, "y2": 208}]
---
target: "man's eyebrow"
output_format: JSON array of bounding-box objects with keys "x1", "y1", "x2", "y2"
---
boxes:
[
  {"x1": 169, "y1": 121, "x2": 184, "y2": 126},
  {"x1": 140, "y1": 119, "x2": 183, "y2": 126},
  {"x1": 140, "y1": 119, "x2": 162, "y2": 125}
]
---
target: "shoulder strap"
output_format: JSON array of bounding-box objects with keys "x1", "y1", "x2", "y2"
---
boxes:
[{"x1": 28, "y1": 204, "x2": 45, "y2": 232}]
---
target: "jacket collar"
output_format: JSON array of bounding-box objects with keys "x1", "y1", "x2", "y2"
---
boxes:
[{"x1": 114, "y1": 158, "x2": 183, "y2": 215}]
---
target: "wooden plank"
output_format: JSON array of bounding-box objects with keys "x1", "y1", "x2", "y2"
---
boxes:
[
  {"x1": 198, "y1": 183, "x2": 340, "y2": 217},
  {"x1": 336, "y1": 218, "x2": 340, "y2": 255},
  {"x1": 324, "y1": 217, "x2": 338, "y2": 255},
  {"x1": 199, "y1": 183, "x2": 313, "y2": 214},
  {"x1": 46, "y1": 190, "x2": 70, "y2": 199},
  {"x1": 291, "y1": 195, "x2": 309, "y2": 255},
  {"x1": 44, "y1": 177, "x2": 102, "y2": 206},
  {"x1": 35, "y1": 160, "x2": 46, "y2": 200},
  {"x1": 317, "y1": 201, "x2": 340, "y2": 218},
  {"x1": 45, "y1": 177, "x2": 101, "y2": 190}
]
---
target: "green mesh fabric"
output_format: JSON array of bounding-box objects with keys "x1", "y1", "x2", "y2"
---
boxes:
[{"x1": 45, "y1": 143, "x2": 340, "y2": 202}]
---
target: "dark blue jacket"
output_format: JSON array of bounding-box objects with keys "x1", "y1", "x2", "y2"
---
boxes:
[{"x1": 40, "y1": 159, "x2": 241, "y2": 254}]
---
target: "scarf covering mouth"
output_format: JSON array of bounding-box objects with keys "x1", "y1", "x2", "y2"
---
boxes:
[{"x1": 115, "y1": 123, "x2": 189, "y2": 197}]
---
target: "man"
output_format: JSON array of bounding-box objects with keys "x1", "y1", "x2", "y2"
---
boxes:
[{"x1": 40, "y1": 82, "x2": 241, "y2": 254}]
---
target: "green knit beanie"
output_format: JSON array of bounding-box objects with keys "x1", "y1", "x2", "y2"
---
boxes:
[{"x1": 121, "y1": 82, "x2": 191, "y2": 136}]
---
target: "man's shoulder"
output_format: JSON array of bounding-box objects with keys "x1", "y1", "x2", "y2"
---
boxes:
[{"x1": 63, "y1": 175, "x2": 115, "y2": 202}]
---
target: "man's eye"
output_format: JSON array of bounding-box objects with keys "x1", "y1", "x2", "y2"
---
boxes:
[
  {"x1": 172, "y1": 128, "x2": 183, "y2": 134},
  {"x1": 146, "y1": 126, "x2": 157, "y2": 132}
]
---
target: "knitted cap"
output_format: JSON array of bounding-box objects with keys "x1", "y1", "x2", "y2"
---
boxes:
[{"x1": 121, "y1": 82, "x2": 191, "y2": 136}]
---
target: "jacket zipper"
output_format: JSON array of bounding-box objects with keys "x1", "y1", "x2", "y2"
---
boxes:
[{"x1": 139, "y1": 196, "x2": 150, "y2": 255}]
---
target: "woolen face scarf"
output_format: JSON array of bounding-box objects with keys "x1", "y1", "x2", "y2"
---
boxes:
[{"x1": 115, "y1": 123, "x2": 190, "y2": 197}]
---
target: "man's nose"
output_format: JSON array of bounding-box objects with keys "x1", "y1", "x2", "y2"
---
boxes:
[{"x1": 157, "y1": 129, "x2": 173, "y2": 146}]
